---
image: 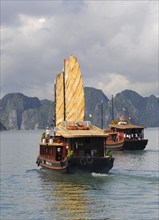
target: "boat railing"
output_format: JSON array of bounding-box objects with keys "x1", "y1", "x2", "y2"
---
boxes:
[
  {"x1": 40, "y1": 137, "x2": 64, "y2": 146},
  {"x1": 111, "y1": 119, "x2": 130, "y2": 125},
  {"x1": 105, "y1": 129, "x2": 117, "y2": 133}
]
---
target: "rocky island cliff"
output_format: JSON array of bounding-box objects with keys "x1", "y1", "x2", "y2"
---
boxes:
[{"x1": 0, "y1": 88, "x2": 158, "y2": 130}]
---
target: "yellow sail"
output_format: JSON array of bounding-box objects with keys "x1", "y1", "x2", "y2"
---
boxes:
[
  {"x1": 55, "y1": 72, "x2": 64, "y2": 127},
  {"x1": 65, "y1": 56, "x2": 85, "y2": 122},
  {"x1": 55, "y1": 56, "x2": 85, "y2": 127}
]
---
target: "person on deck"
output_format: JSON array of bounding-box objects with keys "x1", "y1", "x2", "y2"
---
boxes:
[{"x1": 45, "y1": 127, "x2": 51, "y2": 142}]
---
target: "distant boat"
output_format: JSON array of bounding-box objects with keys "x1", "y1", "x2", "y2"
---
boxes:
[
  {"x1": 105, "y1": 130, "x2": 124, "y2": 151},
  {"x1": 36, "y1": 56, "x2": 114, "y2": 173},
  {"x1": 105, "y1": 114, "x2": 148, "y2": 150}
]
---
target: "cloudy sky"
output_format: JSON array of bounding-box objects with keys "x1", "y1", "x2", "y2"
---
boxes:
[{"x1": 1, "y1": 0, "x2": 158, "y2": 100}]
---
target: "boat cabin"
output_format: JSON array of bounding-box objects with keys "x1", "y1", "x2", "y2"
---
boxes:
[
  {"x1": 38, "y1": 121, "x2": 109, "y2": 168},
  {"x1": 55, "y1": 121, "x2": 108, "y2": 158},
  {"x1": 109, "y1": 124, "x2": 145, "y2": 140}
]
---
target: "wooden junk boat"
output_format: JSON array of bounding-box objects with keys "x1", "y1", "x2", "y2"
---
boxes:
[
  {"x1": 36, "y1": 56, "x2": 114, "y2": 173},
  {"x1": 37, "y1": 121, "x2": 114, "y2": 173},
  {"x1": 105, "y1": 114, "x2": 148, "y2": 151}
]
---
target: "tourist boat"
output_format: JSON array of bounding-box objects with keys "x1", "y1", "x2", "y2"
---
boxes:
[
  {"x1": 105, "y1": 114, "x2": 148, "y2": 150},
  {"x1": 36, "y1": 56, "x2": 114, "y2": 173}
]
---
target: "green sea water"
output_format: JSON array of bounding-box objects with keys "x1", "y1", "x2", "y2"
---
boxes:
[{"x1": 1, "y1": 128, "x2": 158, "y2": 220}]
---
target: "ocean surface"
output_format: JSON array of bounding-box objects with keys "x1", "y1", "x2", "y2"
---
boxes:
[{"x1": 0, "y1": 128, "x2": 158, "y2": 220}]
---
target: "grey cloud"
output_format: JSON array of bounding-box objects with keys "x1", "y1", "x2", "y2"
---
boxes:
[
  {"x1": 1, "y1": 1, "x2": 158, "y2": 99},
  {"x1": 1, "y1": 0, "x2": 85, "y2": 25}
]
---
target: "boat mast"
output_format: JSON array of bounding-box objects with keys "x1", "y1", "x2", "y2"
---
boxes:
[
  {"x1": 101, "y1": 100, "x2": 104, "y2": 129},
  {"x1": 53, "y1": 80, "x2": 56, "y2": 134},
  {"x1": 63, "y1": 59, "x2": 66, "y2": 121},
  {"x1": 111, "y1": 94, "x2": 114, "y2": 121}
]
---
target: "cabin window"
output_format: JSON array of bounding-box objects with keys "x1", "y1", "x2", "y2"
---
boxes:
[
  {"x1": 56, "y1": 147, "x2": 62, "y2": 161},
  {"x1": 51, "y1": 147, "x2": 53, "y2": 155},
  {"x1": 45, "y1": 147, "x2": 48, "y2": 155},
  {"x1": 57, "y1": 147, "x2": 61, "y2": 152},
  {"x1": 85, "y1": 139, "x2": 90, "y2": 144},
  {"x1": 40, "y1": 145, "x2": 45, "y2": 155}
]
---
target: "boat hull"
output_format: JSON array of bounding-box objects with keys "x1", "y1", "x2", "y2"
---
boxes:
[
  {"x1": 37, "y1": 157, "x2": 114, "y2": 174},
  {"x1": 106, "y1": 139, "x2": 148, "y2": 151},
  {"x1": 106, "y1": 141, "x2": 124, "y2": 151},
  {"x1": 67, "y1": 157, "x2": 114, "y2": 174},
  {"x1": 123, "y1": 139, "x2": 148, "y2": 150}
]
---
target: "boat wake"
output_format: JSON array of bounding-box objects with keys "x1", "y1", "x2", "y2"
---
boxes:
[
  {"x1": 111, "y1": 169, "x2": 159, "y2": 181},
  {"x1": 25, "y1": 168, "x2": 44, "y2": 174},
  {"x1": 91, "y1": 172, "x2": 109, "y2": 177}
]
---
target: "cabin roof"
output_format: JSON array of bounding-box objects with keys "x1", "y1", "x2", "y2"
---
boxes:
[
  {"x1": 109, "y1": 124, "x2": 144, "y2": 130},
  {"x1": 55, "y1": 123, "x2": 108, "y2": 138}
]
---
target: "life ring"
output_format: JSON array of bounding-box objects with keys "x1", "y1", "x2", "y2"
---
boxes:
[
  {"x1": 80, "y1": 157, "x2": 86, "y2": 166},
  {"x1": 86, "y1": 157, "x2": 93, "y2": 164}
]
